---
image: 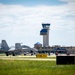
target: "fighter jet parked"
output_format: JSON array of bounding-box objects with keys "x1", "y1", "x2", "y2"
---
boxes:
[
  {"x1": 0, "y1": 40, "x2": 10, "y2": 53},
  {"x1": 0, "y1": 40, "x2": 38, "y2": 56}
]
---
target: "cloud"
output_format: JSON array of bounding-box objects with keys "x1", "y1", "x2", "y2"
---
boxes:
[{"x1": 0, "y1": 2, "x2": 75, "y2": 47}]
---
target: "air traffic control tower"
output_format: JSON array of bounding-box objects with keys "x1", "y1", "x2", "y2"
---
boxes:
[{"x1": 40, "y1": 23, "x2": 50, "y2": 47}]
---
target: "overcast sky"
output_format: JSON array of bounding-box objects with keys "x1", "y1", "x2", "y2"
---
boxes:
[{"x1": 0, "y1": 0, "x2": 75, "y2": 47}]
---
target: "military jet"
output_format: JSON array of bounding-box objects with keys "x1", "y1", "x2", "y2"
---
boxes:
[
  {"x1": 0, "y1": 40, "x2": 10, "y2": 53},
  {"x1": 0, "y1": 40, "x2": 38, "y2": 56}
]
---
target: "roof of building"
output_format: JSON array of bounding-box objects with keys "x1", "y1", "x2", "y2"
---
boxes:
[
  {"x1": 42, "y1": 23, "x2": 50, "y2": 28},
  {"x1": 35, "y1": 42, "x2": 42, "y2": 45}
]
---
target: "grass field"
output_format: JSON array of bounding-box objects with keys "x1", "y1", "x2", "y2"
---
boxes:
[{"x1": 0, "y1": 60, "x2": 75, "y2": 75}]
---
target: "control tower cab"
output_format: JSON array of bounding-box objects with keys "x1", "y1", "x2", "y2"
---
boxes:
[{"x1": 40, "y1": 23, "x2": 50, "y2": 47}]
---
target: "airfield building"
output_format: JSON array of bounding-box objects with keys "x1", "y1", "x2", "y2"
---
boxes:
[
  {"x1": 40, "y1": 23, "x2": 50, "y2": 47},
  {"x1": 34, "y1": 23, "x2": 75, "y2": 54}
]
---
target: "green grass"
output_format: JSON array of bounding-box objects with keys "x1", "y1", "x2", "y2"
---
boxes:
[{"x1": 0, "y1": 60, "x2": 75, "y2": 75}]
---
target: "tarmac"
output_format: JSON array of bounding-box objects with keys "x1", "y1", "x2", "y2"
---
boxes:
[
  {"x1": 0, "y1": 54, "x2": 75, "y2": 61},
  {"x1": 0, "y1": 55, "x2": 56, "y2": 61}
]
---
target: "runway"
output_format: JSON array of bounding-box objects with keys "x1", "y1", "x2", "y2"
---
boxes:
[{"x1": 0, "y1": 55, "x2": 56, "y2": 61}]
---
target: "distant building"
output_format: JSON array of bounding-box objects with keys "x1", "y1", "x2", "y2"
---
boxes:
[
  {"x1": 40, "y1": 23, "x2": 50, "y2": 47},
  {"x1": 36, "y1": 23, "x2": 75, "y2": 54},
  {"x1": 34, "y1": 42, "x2": 42, "y2": 49},
  {"x1": 38, "y1": 45, "x2": 75, "y2": 54}
]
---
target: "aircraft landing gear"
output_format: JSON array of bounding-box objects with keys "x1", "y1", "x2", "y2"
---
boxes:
[
  {"x1": 24, "y1": 53, "x2": 26, "y2": 56},
  {"x1": 5, "y1": 52, "x2": 9, "y2": 56},
  {"x1": 12, "y1": 53, "x2": 15, "y2": 56}
]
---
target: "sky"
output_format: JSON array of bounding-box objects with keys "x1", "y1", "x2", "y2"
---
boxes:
[{"x1": 0, "y1": 0, "x2": 75, "y2": 47}]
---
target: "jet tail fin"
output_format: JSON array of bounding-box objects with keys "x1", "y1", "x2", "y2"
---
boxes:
[
  {"x1": 1, "y1": 40, "x2": 9, "y2": 50},
  {"x1": 15, "y1": 43, "x2": 22, "y2": 50}
]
